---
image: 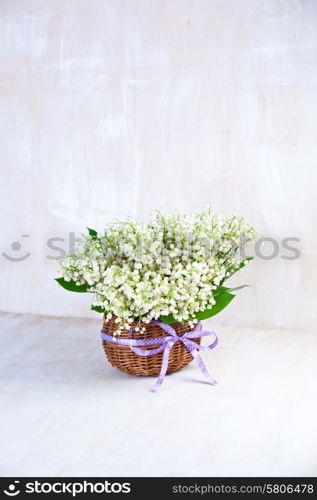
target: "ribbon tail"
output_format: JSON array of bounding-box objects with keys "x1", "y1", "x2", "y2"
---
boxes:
[
  {"x1": 151, "y1": 342, "x2": 172, "y2": 392},
  {"x1": 191, "y1": 350, "x2": 217, "y2": 386}
]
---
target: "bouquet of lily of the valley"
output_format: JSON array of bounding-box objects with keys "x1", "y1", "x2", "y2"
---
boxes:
[{"x1": 56, "y1": 206, "x2": 256, "y2": 387}]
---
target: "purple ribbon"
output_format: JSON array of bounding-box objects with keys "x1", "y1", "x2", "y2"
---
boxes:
[{"x1": 101, "y1": 320, "x2": 218, "y2": 391}]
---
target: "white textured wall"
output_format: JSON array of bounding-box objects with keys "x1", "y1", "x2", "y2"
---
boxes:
[{"x1": 1, "y1": 0, "x2": 316, "y2": 330}]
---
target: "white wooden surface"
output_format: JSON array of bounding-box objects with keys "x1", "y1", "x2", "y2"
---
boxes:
[
  {"x1": 1, "y1": 0, "x2": 317, "y2": 331},
  {"x1": 1, "y1": 312, "x2": 316, "y2": 477}
]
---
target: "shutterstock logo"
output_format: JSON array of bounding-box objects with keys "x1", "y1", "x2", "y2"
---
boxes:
[
  {"x1": 4, "y1": 481, "x2": 20, "y2": 496},
  {"x1": 3, "y1": 481, "x2": 131, "y2": 497}
]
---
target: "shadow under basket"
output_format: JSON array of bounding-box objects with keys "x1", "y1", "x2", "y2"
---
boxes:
[{"x1": 101, "y1": 315, "x2": 200, "y2": 376}]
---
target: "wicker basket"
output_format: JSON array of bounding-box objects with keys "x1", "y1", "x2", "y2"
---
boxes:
[{"x1": 101, "y1": 315, "x2": 200, "y2": 376}]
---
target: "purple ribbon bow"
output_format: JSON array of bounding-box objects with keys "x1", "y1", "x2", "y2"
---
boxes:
[{"x1": 101, "y1": 320, "x2": 218, "y2": 391}]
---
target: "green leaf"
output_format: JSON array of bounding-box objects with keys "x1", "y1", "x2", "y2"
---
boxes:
[
  {"x1": 55, "y1": 277, "x2": 89, "y2": 293},
  {"x1": 159, "y1": 285, "x2": 248, "y2": 324},
  {"x1": 87, "y1": 227, "x2": 97, "y2": 238},
  {"x1": 214, "y1": 284, "x2": 249, "y2": 296},
  {"x1": 91, "y1": 305, "x2": 106, "y2": 313},
  {"x1": 213, "y1": 286, "x2": 230, "y2": 296},
  {"x1": 159, "y1": 313, "x2": 177, "y2": 324},
  {"x1": 226, "y1": 284, "x2": 249, "y2": 293},
  {"x1": 194, "y1": 290, "x2": 235, "y2": 320}
]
